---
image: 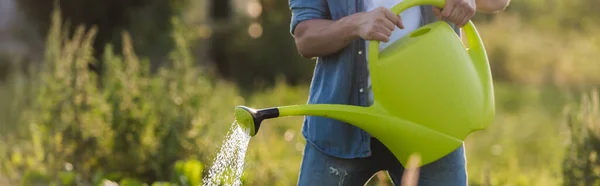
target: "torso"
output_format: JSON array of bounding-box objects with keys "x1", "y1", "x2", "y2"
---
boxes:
[{"x1": 292, "y1": 0, "x2": 460, "y2": 159}]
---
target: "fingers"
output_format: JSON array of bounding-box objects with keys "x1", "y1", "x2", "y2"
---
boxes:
[
  {"x1": 368, "y1": 24, "x2": 391, "y2": 42},
  {"x1": 432, "y1": 7, "x2": 442, "y2": 20},
  {"x1": 461, "y1": 2, "x2": 476, "y2": 26},
  {"x1": 367, "y1": 24, "x2": 390, "y2": 42},
  {"x1": 441, "y1": 0, "x2": 455, "y2": 18},
  {"x1": 381, "y1": 7, "x2": 404, "y2": 29},
  {"x1": 379, "y1": 17, "x2": 396, "y2": 31},
  {"x1": 397, "y1": 16, "x2": 404, "y2": 29},
  {"x1": 371, "y1": 31, "x2": 389, "y2": 42},
  {"x1": 456, "y1": 8, "x2": 470, "y2": 27},
  {"x1": 361, "y1": 6, "x2": 409, "y2": 42},
  {"x1": 376, "y1": 24, "x2": 392, "y2": 37},
  {"x1": 439, "y1": 0, "x2": 476, "y2": 27},
  {"x1": 449, "y1": 5, "x2": 464, "y2": 25},
  {"x1": 454, "y1": 1, "x2": 475, "y2": 27}
]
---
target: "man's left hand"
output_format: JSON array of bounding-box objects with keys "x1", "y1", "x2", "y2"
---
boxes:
[{"x1": 432, "y1": 0, "x2": 476, "y2": 27}]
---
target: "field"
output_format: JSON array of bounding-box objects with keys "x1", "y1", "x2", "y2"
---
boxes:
[{"x1": 2, "y1": 1, "x2": 600, "y2": 186}]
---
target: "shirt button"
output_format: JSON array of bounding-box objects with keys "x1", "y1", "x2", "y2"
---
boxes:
[
  {"x1": 359, "y1": 88, "x2": 364, "y2": 93},
  {"x1": 358, "y1": 50, "x2": 363, "y2": 55}
]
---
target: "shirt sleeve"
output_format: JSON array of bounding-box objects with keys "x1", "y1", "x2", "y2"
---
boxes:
[{"x1": 289, "y1": 0, "x2": 330, "y2": 36}]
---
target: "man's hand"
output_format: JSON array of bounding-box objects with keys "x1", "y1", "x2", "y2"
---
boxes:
[
  {"x1": 433, "y1": 0, "x2": 511, "y2": 27},
  {"x1": 351, "y1": 7, "x2": 405, "y2": 42},
  {"x1": 432, "y1": 0, "x2": 476, "y2": 27},
  {"x1": 292, "y1": 6, "x2": 407, "y2": 58}
]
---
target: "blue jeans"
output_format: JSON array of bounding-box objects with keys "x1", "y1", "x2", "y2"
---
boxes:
[{"x1": 297, "y1": 138, "x2": 468, "y2": 186}]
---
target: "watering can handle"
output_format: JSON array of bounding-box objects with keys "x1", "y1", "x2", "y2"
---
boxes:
[
  {"x1": 367, "y1": 0, "x2": 486, "y2": 65},
  {"x1": 367, "y1": 0, "x2": 494, "y2": 129}
]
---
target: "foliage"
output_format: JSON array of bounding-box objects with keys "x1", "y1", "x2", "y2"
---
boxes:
[
  {"x1": 0, "y1": 3, "x2": 308, "y2": 185},
  {"x1": 173, "y1": 160, "x2": 204, "y2": 186},
  {"x1": 0, "y1": 6, "x2": 220, "y2": 185},
  {"x1": 1, "y1": 0, "x2": 600, "y2": 185},
  {"x1": 562, "y1": 89, "x2": 600, "y2": 186}
]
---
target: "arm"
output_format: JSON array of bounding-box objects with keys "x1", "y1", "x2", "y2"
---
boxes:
[
  {"x1": 290, "y1": 0, "x2": 403, "y2": 58},
  {"x1": 293, "y1": 17, "x2": 359, "y2": 58},
  {"x1": 294, "y1": 9, "x2": 403, "y2": 58}
]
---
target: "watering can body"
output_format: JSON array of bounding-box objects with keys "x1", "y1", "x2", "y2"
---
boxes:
[
  {"x1": 235, "y1": 0, "x2": 495, "y2": 167},
  {"x1": 370, "y1": 20, "x2": 495, "y2": 143}
]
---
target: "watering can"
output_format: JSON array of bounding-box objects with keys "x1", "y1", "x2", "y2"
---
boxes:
[{"x1": 234, "y1": 0, "x2": 495, "y2": 167}]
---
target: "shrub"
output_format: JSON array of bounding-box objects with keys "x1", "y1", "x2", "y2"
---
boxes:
[
  {"x1": 1, "y1": 6, "x2": 230, "y2": 185},
  {"x1": 563, "y1": 89, "x2": 600, "y2": 186}
]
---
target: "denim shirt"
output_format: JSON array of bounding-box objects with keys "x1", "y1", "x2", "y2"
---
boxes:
[{"x1": 289, "y1": 0, "x2": 460, "y2": 159}]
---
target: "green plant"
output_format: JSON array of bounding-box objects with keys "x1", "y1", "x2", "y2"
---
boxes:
[
  {"x1": 2, "y1": 0, "x2": 600, "y2": 185},
  {"x1": 172, "y1": 160, "x2": 204, "y2": 186},
  {"x1": 562, "y1": 89, "x2": 600, "y2": 186},
  {"x1": 1, "y1": 5, "x2": 222, "y2": 185}
]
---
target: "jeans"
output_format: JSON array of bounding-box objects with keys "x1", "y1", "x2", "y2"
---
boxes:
[{"x1": 297, "y1": 138, "x2": 468, "y2": 186}]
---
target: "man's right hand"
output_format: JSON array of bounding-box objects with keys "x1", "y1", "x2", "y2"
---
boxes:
[
  {"x1": 351, "y1": 7, "x2": 405, "y2": 42},
  {"x1": 292, "y1": 7, "x2": 404, "y2": 58}
]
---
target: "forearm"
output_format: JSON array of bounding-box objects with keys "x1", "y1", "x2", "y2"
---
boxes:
[
  {"x1": 293, "y1": 15, "x2": 360, "y2": 58},
  {"x1": 476, "y1": 0, "x2": 510, "y2": 13}
]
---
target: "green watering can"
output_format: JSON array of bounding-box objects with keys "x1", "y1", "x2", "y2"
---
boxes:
[{"x1": 235, "y1": 0, "x2": 495, "y2": 167}]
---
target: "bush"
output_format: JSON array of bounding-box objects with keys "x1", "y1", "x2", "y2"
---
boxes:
[
  {"x1": 0, "y1": 6, "x2": 234, "y2": 185},
  {"x1": 0, "y1": 4, "x2": 312, "y2": 186},
  {"x1": 562, "y1": 89, "x2": 600, "y2": 186}
]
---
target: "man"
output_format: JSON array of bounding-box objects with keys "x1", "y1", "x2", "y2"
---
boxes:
[{"x1": 288, "y1": 0, "x2": 510, "y2": 185}]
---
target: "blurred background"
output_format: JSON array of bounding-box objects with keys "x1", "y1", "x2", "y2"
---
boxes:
[{"x1": 1, "y1": 0, "x2": 600, "y2": 185}]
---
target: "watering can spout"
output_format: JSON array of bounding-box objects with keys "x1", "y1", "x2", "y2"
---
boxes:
[
  {"x1": 234, "y1": 104, "x2": 466, "y2": 166},
  {"x1": 235, "y1": 104, "x2": 377, "y2": 137},
  {"x1": 234, "y1": 106, "x2": 279, "y2": 137}
]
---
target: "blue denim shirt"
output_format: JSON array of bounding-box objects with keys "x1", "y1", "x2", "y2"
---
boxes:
[{"x1": 289, "y1": 0, "x2": 460, "y2": 159}]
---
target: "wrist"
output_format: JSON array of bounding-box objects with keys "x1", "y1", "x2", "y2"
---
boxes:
[{"x1": 340, "y1": 13, "x2": 362, "y2": 40}]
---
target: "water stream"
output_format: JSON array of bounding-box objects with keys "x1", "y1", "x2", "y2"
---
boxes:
[{"x1": 202, "y1": 121, "x2": 251, "y2": 186}]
